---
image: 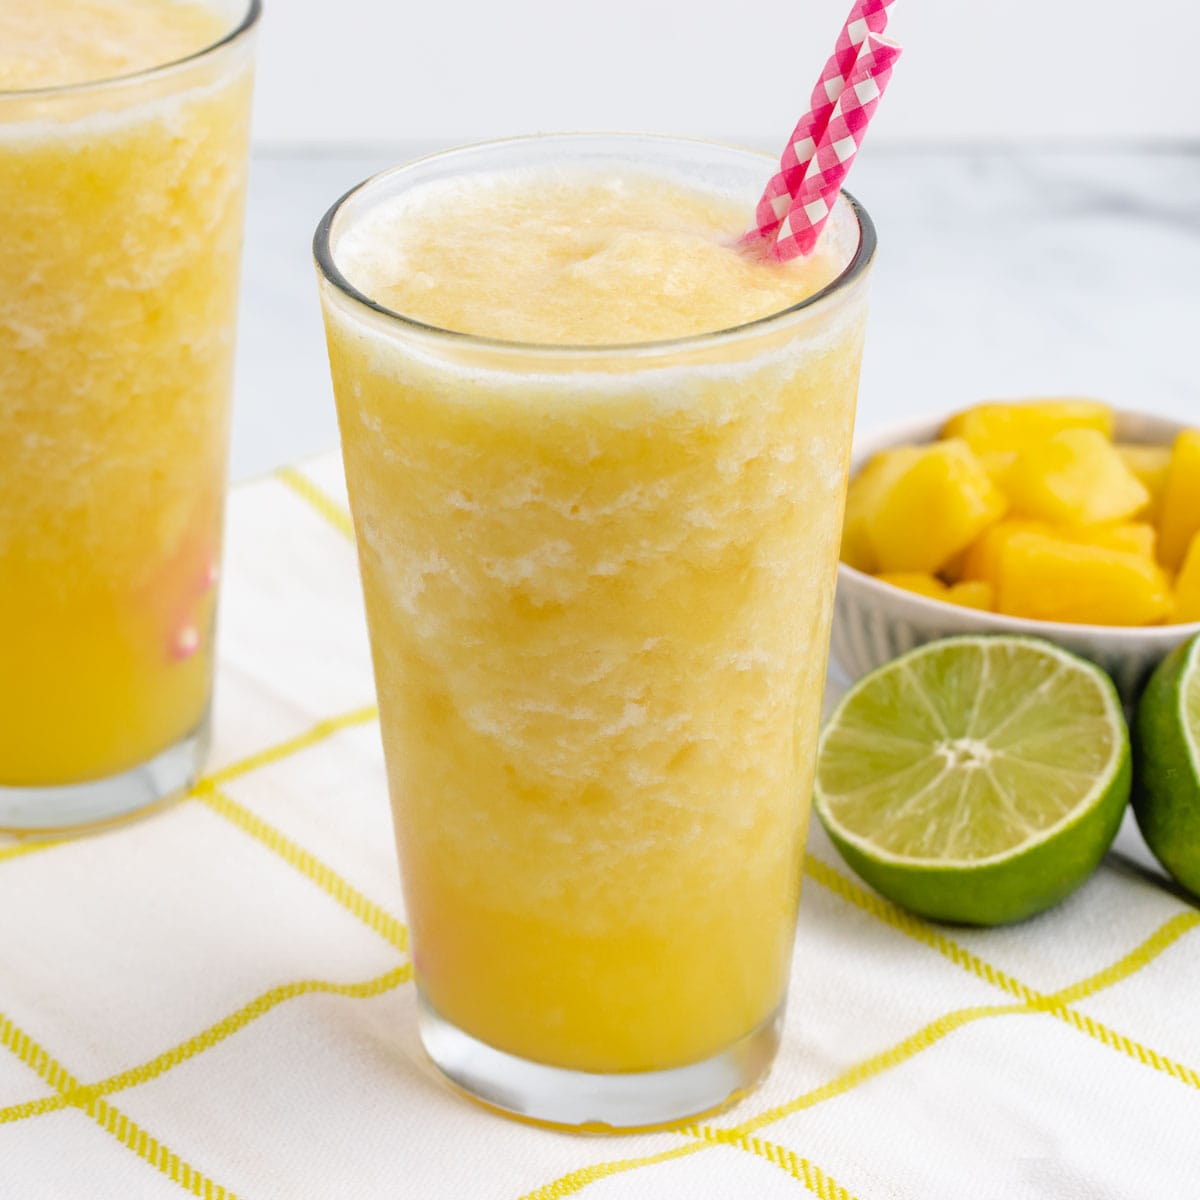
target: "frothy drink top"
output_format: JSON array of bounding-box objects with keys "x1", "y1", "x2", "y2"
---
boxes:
[
  {"x1": 0, "y1": 0, "x2": 227, "y2": 91},
  {"x1": 335, "y1": 168, "x2": 852, "y2": 345}
]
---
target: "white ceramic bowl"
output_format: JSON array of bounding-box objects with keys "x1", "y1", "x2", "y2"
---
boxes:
[{"x1": 831, "y1": 408, "x2": 1199, "y2": 707}]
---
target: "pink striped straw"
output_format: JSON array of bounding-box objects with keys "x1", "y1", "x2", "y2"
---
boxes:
[
  {"x1": 772, "y1": 33, "x2": 902, "y2": 262},
  {"x1": 745, "y1": 0, "x2": 896, "y2": 246}
]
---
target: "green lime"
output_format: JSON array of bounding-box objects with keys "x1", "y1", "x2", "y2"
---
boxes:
[
  {"x1": 814, "y1": 635, "x2": 1130, "y2": 925},
  {"x1": 1133, "y1": 633, "x2": 1200, "y2": 897}
]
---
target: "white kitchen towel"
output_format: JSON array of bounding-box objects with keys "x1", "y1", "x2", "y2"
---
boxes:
[{"x1": 0, "y1": 451, "x2": 1196, "y2": 1200}]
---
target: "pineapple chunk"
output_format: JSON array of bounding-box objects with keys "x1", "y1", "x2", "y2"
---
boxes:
[
  {"x1": 962, "y1": 520, "x2": 1051, "y2": 583},
  {"x1": 980, "y1": 450, "x2": 1018, "y2": 483},
  {"x1": 947, "y1": 580, "x2": 997, "y2": 611},
  {"x1": 876, "y1": 572, "x2": 946, "y2": 600},
  {"x1": 1172, "y1": 532, "x2": 1200, "y2": 624},
  {"x1": 864, "y1": 439, "x2": 1007, "y2": 574},
  {"x1": 994, "y1": 531, "x2": 1172, "y2": 626},
  {"x1": 1158, "y1": 429, "x2": 1200, "y2": 570},
  {"x1": 963, "y1": 520, "x2": 1156, "y2": 586},
  {"x1": 841, "y1": 453, "x2": 908, "y2": 572},
  {"x1": 942, "y1": 399, "x2": 1113, "y2": 455},
  {"x1": 1001, "y1": 429, "x2": 1149, "y2": 525},
  {"x1": 1086, "y1": 522, "x2": 1158, "y2": 559},
  {"x1": 1116, "y1": 443, "x2": 1172, "y2": 523},
  {"x1": 876, "y1": 572, "x2": 993, "y2": 610}
]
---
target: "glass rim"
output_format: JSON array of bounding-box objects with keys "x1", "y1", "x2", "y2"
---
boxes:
[
  {"x1": 313, "y1": 132, "x2": 878, "y2": 358},
  {"x1": 0, "y1": 0, "x2": 262, "y2": 100}
]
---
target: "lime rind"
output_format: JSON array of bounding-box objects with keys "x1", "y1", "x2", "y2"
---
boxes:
[
  {"x1": 816, "y1": 636, "x2": 1128, "y2": 871},
  {"x1": 1181, "y1": 636, "x2": 1200, "y2": 776},
  {"x1": 825, "y1": 759, "x2": 1130, "y2": 926},
  {"x1": 1133, "y1": 634, "x2": 1200, "y2": 898}
]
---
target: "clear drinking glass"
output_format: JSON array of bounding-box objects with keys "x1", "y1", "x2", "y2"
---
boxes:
[
  {"x1": 315, "y1": 134, "x2": 875, "y2": 1128},
  {"x1": 0, "y1": 1, "x2": 260, "y2": 832}
]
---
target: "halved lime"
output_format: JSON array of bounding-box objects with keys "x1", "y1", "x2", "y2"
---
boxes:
[
  {"x1": 814, "y1": 636, "x2": 1130, "y2": 925},
  {"x1": 1133, "y1": 633, "x2": 1200, "y2": 897}
]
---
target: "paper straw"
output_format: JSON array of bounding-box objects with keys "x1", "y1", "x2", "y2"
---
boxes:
[
  {"x1": 772, "y1": 33, "x2": 902, "y2": 262},
  {"x1": 745, "y1": 0, "x2": 896, "y2": 245}
]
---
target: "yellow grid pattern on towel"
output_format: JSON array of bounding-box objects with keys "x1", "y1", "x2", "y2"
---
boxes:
[
  {"x1": 0, "y1": 464, "x2": 1197, "y2": 1200},
  {"x1": 0, "y1": 1011, "x2": 236, "y2": 1199},
  {"x1": 0, "y1": 692, "x2": 412, "y2": 1191}
]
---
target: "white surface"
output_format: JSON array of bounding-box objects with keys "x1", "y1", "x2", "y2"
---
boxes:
[
  {"x1": 2, "y1": 456, "x2": 1198, "y2": 1199},
  {"x1": 249, "y1": 0, "x2": 1200, "y2": 148},
  {"x1": 229, "y1": 145, "x2": 1200, "y2": 480}
]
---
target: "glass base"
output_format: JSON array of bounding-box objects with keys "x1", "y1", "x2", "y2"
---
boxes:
[
  {"x1": 0, "y1": 716, "x2": 209, "y2": 835},
  {"x1": 418, "y1": 992, "x2": 782, "y2": 1131}
]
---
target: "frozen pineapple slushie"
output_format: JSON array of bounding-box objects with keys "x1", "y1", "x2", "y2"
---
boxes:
[
  {"x1": 0, "y1": 0, "x2": 258, "y2": 827},
  {"x1": 316, "y1": 135, "x2": 875, "y2": 1127}
]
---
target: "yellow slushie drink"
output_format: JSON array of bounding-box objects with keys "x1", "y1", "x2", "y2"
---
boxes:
[
  {"x1": 317, "y1": 136, "x2": 874, "y2": 1126},
  {"x1": 0, "y1": 0, "x2": 257, "y2": 822}
]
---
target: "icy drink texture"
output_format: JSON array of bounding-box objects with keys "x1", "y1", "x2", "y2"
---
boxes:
[
  {"x1": 0, "y1": 0, "x2": 254, "y2": 785},
  {"x1": 321, "y1": 164, "x2": 870, "y2": 1072}
]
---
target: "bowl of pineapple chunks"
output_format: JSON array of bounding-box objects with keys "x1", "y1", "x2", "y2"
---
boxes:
[{"x1": 832, "y1": 398, "x2": 1200, "y2": 704}]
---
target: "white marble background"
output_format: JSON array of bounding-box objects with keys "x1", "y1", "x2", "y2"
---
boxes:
[{"x1": 229, "y1": 146, "x2": 1200, "y2": 480}]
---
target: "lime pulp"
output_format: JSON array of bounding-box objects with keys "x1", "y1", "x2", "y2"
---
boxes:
[{"x1": 815, "y1": 635, "x2": 1131, "y2": 925}]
